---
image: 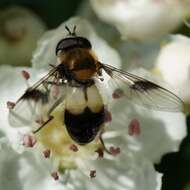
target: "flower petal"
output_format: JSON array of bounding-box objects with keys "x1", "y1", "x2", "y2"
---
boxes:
[
  {"x1": 0, "y1": 65, "x2": 45, "y2": 151},
  {"x1": 106, "y1": 68, "x2": 186, "y2": 163},
  {"x1": 66, "y1": 151, "x2": 160, "y2": 190},
  {"x1": 155, "y1": 35, "x2": 190, "y2": 104},
  {"x1": 90, "y1": 0, "x2": 189, "y2": 41},
  {"x1": 0, "y1": 6, "x2": 46, "y2": 66}
]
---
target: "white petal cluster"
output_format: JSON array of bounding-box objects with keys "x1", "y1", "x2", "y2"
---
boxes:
[
  {"x1": 0, "y1": 17, "x2": 187, "y2": 190},
  {"x1": 155, "y1": 35, "x2": 190, "y2": 106},
  {"x1": 0, "y1": 67, "x2": 160, "y2": 190},
  {"x1": 0, "y1": 140, "x2": 69, "y2": 190},
  {"x1": 110, "y1": 97, "x2": 186, "y2": 163},
  {"x1": 90, "y1": 0, "x2": 190, "y2": 41},
  {"x1": 0, "y1": 6, "x2": 46, "y2": 66},
  {"x1": 0, "y1": 136, "x2": 161, "y2": 190}
]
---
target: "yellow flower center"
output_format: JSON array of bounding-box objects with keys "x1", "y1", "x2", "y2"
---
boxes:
[{"x1": 35, "y1": 103, "x2": 102, "y2": 172}]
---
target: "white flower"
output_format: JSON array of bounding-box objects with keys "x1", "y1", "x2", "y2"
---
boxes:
[
  {"x1": 155, "y1": 35, "x2": 190, "y2": 106},
  {"x1": 0, "y1": 138, "x2": 70, "y2": 190},
  {"x1": 1, "y1": 17, "x2": 186, "y2": 189},
  {"x1": 90, "y1": 0, "x2": 190, "y2": 41},
  {"x1": 0, "y1": 134, "x2": 161, "y2": 190},
  {"x1": 0, "y1": 6, "x2": 46, "y2": 66},
  {"x1": 1, "y1": 65, "x2": 161, "y2": 190},
  {"x1": 109, "y1": 95, "x2": 186, "y2": 163}
]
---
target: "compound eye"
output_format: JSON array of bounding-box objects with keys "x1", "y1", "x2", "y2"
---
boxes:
[
  {"x1": 55, "y1": 39, "x2": 68, "y2": 55},
  {"x1": 56, "y1": 49, "x2": 62, "y2": 56},
  {"x1": 55, "y1": 37, "x2": 92, "y2": 55}
]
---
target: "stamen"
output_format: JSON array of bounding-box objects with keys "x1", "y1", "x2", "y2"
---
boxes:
[
  {"x1": 7, "y1": 101, "x2": 15, "y2": 109},
  {"x1": 128, "y1": 118, "x2": 141, "y2": 136},
  {"x1": 43, "y1": 149, "x2": 51, "y2": 158},
  {"x1": 112, "y1": 88, "x2": 124, "y2": 99},
  {"x1": 109, "y1": 146, "x2": 121, "y2": 156},
  {"x1": 21, "y1": 70, "x2": 30, "y2": 80},
  {"x1": 23, "y1": 135, "x2": 37, "y2": 147},
  {"x1": 95, "y1": 148, "x2": 104, "y2": 158},
  {"x1": 51, "y1": 85, "x2": 60, "y2": 98},
  {"x1": 90, "y1": 170, "x2": 96, "y2": 178},
  {"x1": 104, "y1": 109, "x2": 112, "y2": 123},
  {"x1": 35, "y1": 116, "x2": 44, "y2": 125},
  {"x1": 51, "y1": 171, "x2": 59, "y2": 180},
  {"x1": 69, "y1": 144, "x2": 78, "y2": 152}
]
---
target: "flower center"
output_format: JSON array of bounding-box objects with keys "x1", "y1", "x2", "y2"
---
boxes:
[{"x1": 34, "y1": 104, "x2": 102, "y2": 172}]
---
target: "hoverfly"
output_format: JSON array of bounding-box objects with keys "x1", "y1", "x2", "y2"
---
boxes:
[{"x1": 8, "y1": 26, "x2": 184, "y2": 146}]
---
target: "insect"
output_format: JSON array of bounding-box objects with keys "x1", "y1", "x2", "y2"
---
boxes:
[{"x1": 8, "y1": 26, "x2": 184, "y2": 148}]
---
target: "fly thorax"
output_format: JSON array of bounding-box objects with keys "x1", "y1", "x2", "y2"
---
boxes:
[{"x1": 60, "y1": 48, "x2": 97, "y2": 80}]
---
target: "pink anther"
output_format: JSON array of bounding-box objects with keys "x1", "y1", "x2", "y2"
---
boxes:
[
  {"x1": 21, "y1": 70, "x2": 30, "y2": 80},
  {"x1": 90, "y1": 170, "x2": 96, "y2": 178},
  {"x1": 109, "y1": 146, "x2": 121, "y2": 156},
  {"x1": 104, "y1": 109, "x2": 112, "y2": 123},
  {"x1": 112, "y1": 88, "x2": 124, "y2": 99},
  {"x1": 128, "y1": 118, "x2": 141, "y2": 136},
  {"x1": 51, "y1": 85, "x2": 60, "y2": 98},
  {"x1": 7, "y1": 101, "x2": 15, "y2": 109},
  {"x1": 35, "y1": 116, "x2": 44, "y2": 125},
  {"x1": 51, "y1": 171, "x2": 59, "y2": 180},
  {"x1": 69, "y1": 144, "x2": 78, "y2": 152},
  {"x1": 22, "y1": 135, "x2": 37, "y2": 147},
  {"x1": 43, "y1": 149, "x2": 51, "y2": 158},
  {"x1": 95, "y1": 148, "x2": 104, "y2": 158}
]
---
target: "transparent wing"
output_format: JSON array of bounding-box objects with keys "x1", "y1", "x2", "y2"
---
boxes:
[
  {"x1": 101, "y1": 63, "x2": 184, "y2": 112},
  {"x1": 8, "y1": 66, "x2": 66, "y2": 128}
]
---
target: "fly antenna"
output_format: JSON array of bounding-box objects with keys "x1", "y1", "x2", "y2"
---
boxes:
[
  {"x1": 65, "y1": 25, "x2": 77, "y2": 36},
  {"x1": 72, "y1": 25, "x2": 77, "y2": 36},
  {"x1": 65, "y1": 25, "x2": 72, "y2": 35}
]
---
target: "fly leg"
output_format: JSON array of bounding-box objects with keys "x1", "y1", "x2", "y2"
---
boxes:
[
  {"x1": 33, "y1": 74, "x2": 65, "y2": 134},
  {"x1": 33, "y1": 115, "x2": 54, "y2": 134},
  {"x1": 33, "y1": 97, "x2": 63, "y2": 134},
  {"x1": 99, "y1": 131, "x2": 120, "y2": 156},
  {"x1": 97, "y1": 69, "x2": 104, "y2": 82},
  {"x1": 47, "y1": 97, "x2": 63, "y2": 116},
  {"x1": 99, "y1": 135, "x2": 111, "y2": 154}
]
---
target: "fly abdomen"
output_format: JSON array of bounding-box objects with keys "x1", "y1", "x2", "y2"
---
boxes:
[
  {"x1": 64, "y1": 84, "x2": 105, "y2": 144},
  {"x1": 64, "y1": 107, "x2": 105, "y2": 144}
]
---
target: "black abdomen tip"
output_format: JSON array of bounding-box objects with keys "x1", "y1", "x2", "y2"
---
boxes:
[{"x1": 64, "y1": 107, "x2": 105, "y2": 144}]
